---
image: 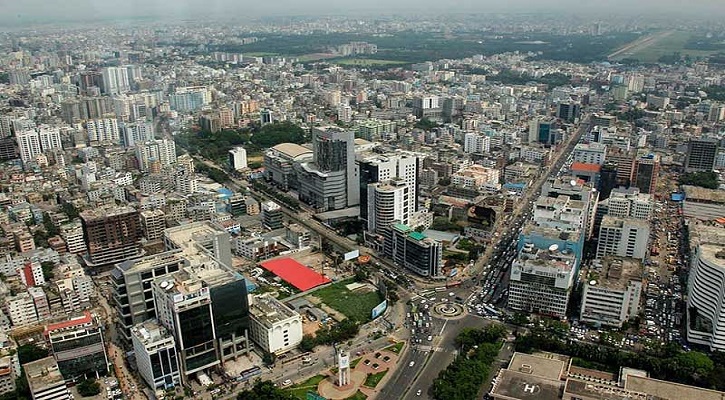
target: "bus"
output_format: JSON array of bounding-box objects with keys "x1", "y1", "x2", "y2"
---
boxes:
[{"x1": 446, "y1": 280, "x2": 462, "y2": 288}]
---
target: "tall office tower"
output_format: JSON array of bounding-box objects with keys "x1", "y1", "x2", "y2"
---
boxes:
[
  {"x1": 80, "y1": 206, "x2": 142, "y2": 267},
  {"x1": 596, "y1": 215, "x2": 650, "y2": 261},
  {"x1": 598, "y1": 162, "x2": 618, "y2": 200},
  {"x1": 631, "y1": 153, "x2": 660, "y2": 195},
  {"x1": 463, "y1": 132, "x2": 491, "y2": 154},
  {"x1": 686, "y1": 226, "x2": 725, "y2": 351},
  {"x1": 603, "y1": 187, "x2": 653, "y2": 220},
  {"x1": 0, "y1": 138, "x2": 16, "y2": 161},
  {"x1": 16, "y1": 129, "x2": 42, "y2": 163},
  {"x1": 685, "y1": 138, "x2": 719, "y2": 172},
  {"x1": 153, "y1": 274, "x2": 219, "y2": 382},
  {"x1": 131, "y1": 319, "x2": 181, "y2": 390},
  {"x1": 627, "y1": 74, "x2": 645, "y2": 93},
  {"x1": 175, "y1": 154, "x2": 197, "y2": 195},
  {"x1": 384, "y1": 223, "x2": 442, "y2": 277},
  {"x1": 580, "y1": 257, "x2": 643, "y2": 328},
  {"x1": 112, "y1": 252, "x2": 184, "y2": 342},
  {"x1": 86, "y1": 118, "x2": 120, "y2": 143},
  {"x1": 45, "y1": 311, "x2": 109, "y2": 381},
  {"x1": 260, "y1": 109, "x2": 273, "y2": 125},
  {"x1": 38, "y1": 126, "x2": 63, "y2": 152},
  {"x1": 556, "y1": 102, "x2": 581, "y2": 122},
  {"x1": 140, "y1": 209, "x2": 166, "y2": 241},
  {"x1": 262, "y1": 201, "x2": 284, "y2": 230},
  {"x1": 573, "y1": 143, "x2": 607, "y2": 165},
  {"x1": 508, "y1": 244, "x2": 577, "y2": 319},
  {"x1": 24, "y1": 357, "x2": 70, "y2": 400},
  {"x1": 528, "y1": 118, "x2": 557, "y2": 144},
  {"x1": 121, "y1": 120, "x2": 154, "y2": 147},
  {"x1": 412, "y1": 95, "x2": 441, "y2": 120},
  {"x1": 358, "y1": 153, "x2": 418, "y2": 229},
  {"x1": 136, "y1": 139, "x2": 177, "y2": 172},
  {"x1": 296, "y1": 127, "x2": 358, "y2": 212},
  {"x1": 229, "y1": 147, "x2": 248, "y2": 170},
  {"x1": 101, "y1": 66, "x2": 130, "y2": 95},
  {"x1": 367, "y1": 179, "x2": 413, "y2": 233}
]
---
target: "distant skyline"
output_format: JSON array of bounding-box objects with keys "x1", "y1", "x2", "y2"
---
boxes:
[{"x1": 2, "y1": 0, "x2": 725, "y2": 26}]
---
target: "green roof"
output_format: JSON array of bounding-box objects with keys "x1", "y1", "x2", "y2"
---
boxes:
[
  {"x1": 393, "y1": 223, "x2": 412, "y2": 233},
  {"x1": 409, "y1": 232, "x2": 426, "y2": 241}
]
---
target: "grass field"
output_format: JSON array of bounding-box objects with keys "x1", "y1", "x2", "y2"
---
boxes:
[
  {"x1": 244, "y1": 52, "x2": 278, "y2": 57},
  {"x1": 314, "y1": 278, "x2": 384, "y2": 323},
  {"x1": 333, "y1": 58, "x2": 408, "y2": 66},
  {"x1": 622, "y1": 31, "x2": 716, "y2": 62},
  {"x1": 363, "y1": 370, "x2": 388, "y2": 388},
  {"x1": 385, "y1": 342, "x2": 404, "y2": 354},
  {"x1": 345, "y1": 391, "x2": 368, "y2": 400},
  {"x1": 285, "y1": 375, "x2": 326, "y2": 400}
]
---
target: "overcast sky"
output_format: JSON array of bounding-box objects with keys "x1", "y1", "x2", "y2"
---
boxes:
[{"x1": 1, "y1": 0, "x2": 724, "y2": 24}]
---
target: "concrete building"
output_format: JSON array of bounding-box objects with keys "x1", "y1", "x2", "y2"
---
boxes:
[
  {"x1": 602, "y1": 187, "x2": 653, "y2": 220},
  {"x1": 86, "y1": 118, "x2": 120, "y2": 143},
  {"x1": 135, "y1": 140, "x2": 177, "y2": 172},
  {"x1": 580, "y1": 257, "x2": 643, "y2": 328},
  {"x1": 596, "y1": 216, "x2": 650, "y2": 261},
  {"x1": 111, "y1": 251, "x2": 185, "y2": 342},
  {"x1": 686, "y1": 226, "x2": 725, "y2": 351},
  {"x1": 262, "y1": 201, "x2": 284, "y2": 230},
  {"x1": 7, "y1": 292, "x2": 38, "y2": 327},
  {"x1": 140, "y1": 209, "x2": 166, "y2": 241},
  {"x1": 464, "y1": 132, "x2": 491, "y2": 154},
  {"x1": 80, "y1": 206, "x2": 142, "y2": 267},
  {"x1": 573, "y1": 142, "x2": 607, "y2": 165},
  {"x1": 367, "y1": 179, "x2": 413, "y2": 233},
  {"x1": 264, "y1": 143, "x2": 313, "y2": 191},
  {"x1": 16, "y1": 129, "x2": 42, "y2": 164},
  {"x1": 234, "y1": 236, "x2": 277, "y2": 261},
  {"x1": 131, "y1": 319, "x2": 181, "y2": 390},
  {"x1": 685, "y1": 138, "x2": 719, "y2": 173},
  {"x1": 229, "y1": 147, "x2": 248, "y2": 171},
  {"x1": 24, "y1": 357, "x2": 70, "y2": 400},
  {"x1": 358, "y1": 153, "x2": 418, "y2": 232},
  {"x1": 682, "y1": 185, "x2": 725, "y2": 221},
  {"x1": 60, "y1": 222, "x2": 87, "y2": 255},
  {"x1": 631, "y1": 153, "x2": 659, "y2": 195},
  {"x1": 296, "y1": 127, "x2": 359, "y2": 212},
  {"x1": 384, "y1": 223, "x2": 443, "y2": 277},
  {"x1": 508, "y1": 243, "x2": 577, "y2": 319},
  {"x1": 248, "y1": 294, "x2": 302, "y2": 355},
  {"x1": 45, "y1": 311, "x2": 108, "y2": 381},
  {"x1": 451, "y1": 165, "x2": 500, "y2": 189}
]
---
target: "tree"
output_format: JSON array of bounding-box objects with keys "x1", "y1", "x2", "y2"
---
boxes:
[
  {"x1": 262, "y1": 351, "x2": 276, "y2": 366},
  {"x1": 61, "y1": 202, "x2": 80, "y2": 219},
  {"x1": 77, "y1": 379, "x2": 101, "y2": 397},
  {"x1": 237, "y1": 380, "x2": 295, "y2": 400},
  {"x1": 40, "y1": 261, "x2": 55, "y2": 281},
  {"x1": 17, "y1": 344, "x2": 48, "y2": 364},
  {"x1": 298, "y1": 334, "x2": 316, "y2": 353}
]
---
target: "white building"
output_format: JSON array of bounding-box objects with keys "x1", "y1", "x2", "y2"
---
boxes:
[
  {"x1": 136, "y1": 139, "x2": 177, "y2": 172},
  {"x1": 229, "y1": 147, "x2": 248, "y2": 170},
  {"x1": 17, "y1": 261, "x2": 45, "y2": 287},
  {"x1": 16, "y1": 129, "x2": 42, "y2": 163},
  {"x1": 248, "y1": 294, "x2": 303, "y2": 355},
  {"x1": 7, "y1": 292, "x2": 38, "y2": 327},
  {"x1": 508, "y1": 244, "x2": 577, "y2": 319},
  {"x1": 451, "y1": 165, "x2": 500, "y2": 189},
  {"x1": 101, "y1": 66, "x2": 130, "y2": 95},
  {"x1": 175, "y1": 155, "x2": 197, "y2": 195},
  {"x1": 604, "y1": 187, "x2": 653, "y2": 220},
  {"x1": 463, "y1": 132, "x2": 491, "y2": 154},
  {"x1": 580, "y1": 257, "x2": 643, "y2": 328},
  {"x1": 86, "y1": 118, "x2": 120, "y2": 143},
  {"x1": 572, "y1": 142, "x2": 607, "y2": 165},
  {"x1": 532, "y1": 195, "x2": 586, "y2": 233},
  {"x1": 131, "y1": 319, "x2": 181, "y2": 390},
  {"x1": 367, "y1": 179, "x2": 413, "y2": 233},
  {"x1": 234, "y1": 236, "x2": 277, "y2": 260},
  {"x1": 60, "y1": 222, "x2": 87, "y2": 254},
  {"x1": 686, "y1": 226, "x2": 725, "y2": 351},
  {"x1": 121, "y1": 120, "x2": 155, "y2": 147},
  {"x1": 596, "y1": 216, "x2": 650, "y2": 260},
  {"x1": 38, "y1": 126, "x2": 63, "y2": 152}
]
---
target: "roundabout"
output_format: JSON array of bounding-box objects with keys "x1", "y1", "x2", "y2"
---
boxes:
[{"x1": 431, "y1": 301, "x2": 466, "y2": 319}]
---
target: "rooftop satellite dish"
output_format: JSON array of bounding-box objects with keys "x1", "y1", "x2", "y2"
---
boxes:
[
  {"x1": 590, "y1": 280, "x2": 597, "y2": 285},
  {"x1": 160, "y1": 281, "x2": 169, "y2": 289},
  {"x1": 570, "y1": 179, "x2": 577, "y2": 187},
  {"x1": 549, "y1": 244, "x2": 559, "y2": 252}
]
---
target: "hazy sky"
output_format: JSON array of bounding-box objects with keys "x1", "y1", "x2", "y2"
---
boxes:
[{"x1": 1, "y1": 0, "x2": 725, "y2": 24}]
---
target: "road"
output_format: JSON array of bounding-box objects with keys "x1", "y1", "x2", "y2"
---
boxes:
[{"x1": 608, "y1": 30, "x2": 674, "y2": 60}]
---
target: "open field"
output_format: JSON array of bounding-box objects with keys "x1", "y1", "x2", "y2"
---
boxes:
[
  {"x1": 285, "y1": 375, "x2": 326, "y2": 400},
  {"x1": 363, "y1": 370, "x2": 388, "y2": 388},
  {"x1": 333, "y1": 58, "x2": 409, "y2": 66},
  {"x1": 244, "y1": 52, "x2": 278, "y2": 57},
  {"x1": 611, "y1": 30, "x2": 717, "y2": 62},
  {"x1": 313, "y1": 278, "x2": 383, "y2": 323}
]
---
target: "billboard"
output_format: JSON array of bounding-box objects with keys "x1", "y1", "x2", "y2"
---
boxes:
[
  {"x1": 344, "y1": 249, "x2": 360, "y2": 261},
  {"x1": 671, "y1": 192, "x2": 685, "y2": 202},
  {"x1": 371, "y1": 300, "x2": 388, "y2": 319}
]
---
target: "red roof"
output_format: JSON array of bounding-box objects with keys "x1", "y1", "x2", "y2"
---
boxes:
[
  {"x1": 44, "y1": 311, "x2": 93, "y2": 335},
  {"x1": 260, "y1": 258, "x2": 331, "y2": 291},
  {"x1": 571, "y1": 162, "x2": 602, "y2": 173}
]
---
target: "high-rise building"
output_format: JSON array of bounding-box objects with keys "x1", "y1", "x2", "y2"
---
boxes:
[
  {"x1": 86, "y1": 118, "x2": 120, "y2": 143},
  {"x1": 262, "y1": 201, "x2": 284, "y2": 230},
  {"x1": 528, "y1": 118, "x2": 557, "y2": 144},
  {"x1": 358, "y1": 153, "x2": 418, "y2": 230},
  {"x1": 121, "y1": 120, "x2": 154, "y2": 147},
  {"x1": 80, "y1": 206, "x2": 142, "y2": 267},
  {"x1": 508, "y1": 243, "x2": 577, "y2": 318},
  {"x1": 16, "y1": 129, "x2": 42, "y2": 163},
  {"x1": 296, "y1": 127, "x2": 358, "y2": 211},
  {"x1": 60, "y1": 222, "x2": 87, "y2": 255},
  {"x1": 229, "y1": 147, "x2": 248, "y2": 170},
  {"x1": 264, "y1": 143, "x2": 313, "y2": 191},
  {"x1": 101, "y1": 66, "x2": 130, "y2": 95},
  {"x1": 463, "y1": 132, "x2": 491, "y2": 154},
  {"x1": 136, "y1": 139, "x2": 177, "y2": 172},
  {"x1": 367, "y1": 179, "x2": 413, "y2": 233},
  {"x1": 248, "y1": 294, "x2": 302, "y2": 355},
  {"x1": 603, "y1": 187, "x2": 653, "y2": 220},
  {"x1": 573, "y1": 142, "x2": 607, "y2": 165},
  {"x1": 24, "y1": 357, "x2": 70, "y2": 400},
  {"x1": 45, "y1": 311, "x2": 108, "y2": 381},
  {"x1": 111, "y1": 252, "x2": 184, "y2": 342},
  {"x1": 140, "y1": 209, "x2": 166, "y2": 241},
  {"x1": 596, "y1": 216, "x2": 650, "y2": 261},
  {"x1": 686, "y1": 226, "x2": 725, "y2": 351},
  {"x1": 685, "y1": 138, "x2": 719, "y2": 172},
  {"x1": 556, "y1": 102, "x2": 581, "y2": 122},
  {"x1": 175, "y1": 154, "x2": 197, "y2": 195},
  {"x1": 131, "y1": 319, "x2": 181, "y2": 390},
  {"x1": 580, "y1": 257, "x2": 643, "y2": 328},
  {"x1": 632, "y1": 154, "x2": 659, "y2": 195},
  {"x1": 38, "y1": 126, "x2": 63, "y2": 152},
  {"x1": 384, "y1": 223, "x2": 442, "y2": 277}
]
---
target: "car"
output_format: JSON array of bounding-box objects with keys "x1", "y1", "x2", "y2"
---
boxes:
[
  {"x1": 364, "y1": 359, "x2": 371, "y2": 365},
  {"x1": 375, "y1": 352, "x2": 381, "y2": 358},
  {"x1": 383, "y1": 356, "x2": 391, "y2": 362},
  {"x1": 372, "y1": 363, "x2": 380, "y2": 370},
  {"x1": 409, "y1": 361, "x2": 415, "y2": 367},
  {"x1": 417, "y1": 389, "x2": 422, "y2": 396},
  {"x1": 427, "y1": 335, "x2": 433, "y2": 341},
  {"x1": 281, "y1": 379, "x2": 292, "y2": 387}
]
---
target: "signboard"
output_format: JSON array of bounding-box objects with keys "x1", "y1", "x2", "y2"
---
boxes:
[
  {"x1": 371, "y1": 300, "x2": 388, "y2": 319},
  {"x1": 338, "y1": 353, "x2": 350, "y2": 369},
  {"x1": 344, "y1": 249, "x2": 360, "y2": 261}
]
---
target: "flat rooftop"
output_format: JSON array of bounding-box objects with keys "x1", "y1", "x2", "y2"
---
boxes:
[
  {"x1": 600, "y1": 215, "x2": 650, "y2": 229},
  {"x1": 80, "y1": 205, "x2": 136, "y2": 220},
  {"x1": 491, "y1": 370, "x2": 563, "y2": 400},
  {"x1": 683, "y1": 185, "x2": 725, "y2": 204},
  {"x1": 590, "y1": 257, "x2": 643, "y2": 290},
  {"x1": 564, "y1": 379, "x2": 654, "y2": 400},
  {"x1": 508, "y1": 352, "x2": 568, "y2": 380},
  {"x1": 625, "y1": 375, "x2": 725, "y2": 400},
  {"x1": 250, "y1": 294, "x2": 299, "y2": 327},
  {"x1": 130, "y1": 319, "x2": 172, "y2": 345},
  {"x1": 25, "y1": 357, "x2": 65, "y2": 393}
]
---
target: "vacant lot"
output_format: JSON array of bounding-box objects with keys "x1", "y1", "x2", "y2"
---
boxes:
[
  {"x1": 621, "y1": 31, "x2": 716, "y2": 62},
  {"x1": 313, "y1": 279, "x2": 383, "y2": 323}
]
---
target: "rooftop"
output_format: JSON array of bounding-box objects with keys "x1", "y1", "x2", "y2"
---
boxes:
[
  {"x1": 508, "y1": 352, "x2": 568, "y2": 380},
  {"x1": 491, "y1": 369, "x2": 563, "y2": 400},
  {"x1": 249, "y1": 294, "x2": 299, "y2": 327},
  {"x1": 683, "y1": 185, "x2": 725, "y2": 204},
  {"x1": 571, "y1": 162, "x2": 602, "y2": 173},
  {"x1": 44, "y1": 311, "x2": 94, "y2": 336},
  {"x1": 625, "y1": 375, "x2": 725, "y2": 400},
  {"x1": 588, "y1": 257, "x2": 643, "y2": 290},
  {"x1": 80, "y1": 205, "x2": 137, "y2": 220},
  {"x1": 24, "y1": 357, "x2": 65, "y2": 394},
  {"x1": 600, "y1": 215, "x2": 651, "y2": 229},
  {"x1": 269, "y1": 143, "x2": 313, "y2": 159},
  {"x1": 130, "y1": 319, "x2": 172, "y2": 346}
]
